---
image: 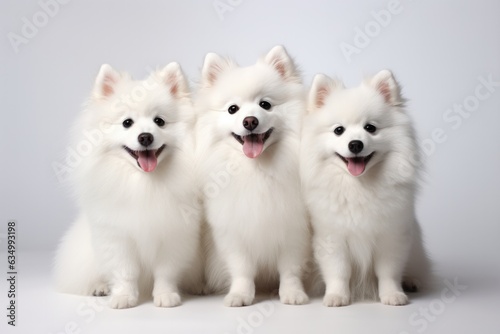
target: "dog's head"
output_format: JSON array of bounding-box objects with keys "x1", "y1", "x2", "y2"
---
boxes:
[
  {"x1": 85, "y1": 63, "x2": 190, "y2": 173},
  {"x1": 306, "y1": 70, "x2": 415, "y2": 178},
  {"x1": 198, "y1": 46, "x2": 302, "y2": 159}
]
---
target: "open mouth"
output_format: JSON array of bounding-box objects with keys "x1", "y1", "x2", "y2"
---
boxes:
[
  {"x1": 232, "y1": 128, "x2": 274, "y2": 159},
  {"x1": 124, "y1": 144, "x2": 166, "y2": 172},
  {"x1": 336, "y1": 152, "x2": 374, "y2": 176}
]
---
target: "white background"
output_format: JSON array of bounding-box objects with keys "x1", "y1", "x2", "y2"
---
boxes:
[{"x1": 1, "y1": 0, "x2": 499, "y2": 333}]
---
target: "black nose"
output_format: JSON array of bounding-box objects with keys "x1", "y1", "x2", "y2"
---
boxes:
[
  {"x1": 138, "y1": 133, "x2": 154, "y2": 147},
  {"x1": 348, "y1": 140, "x2": 364, "y2": 154},
  {"x1": 243, "y1": 116, "x2": 259, "y2": 131}
]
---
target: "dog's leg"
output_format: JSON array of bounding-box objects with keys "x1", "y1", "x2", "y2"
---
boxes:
[
  {"x1": 93, "y1": 231, "x2": 140, "y2": 309},
  {"x1": 315, "y1": 233, "x2": 351, "y2": 307},
  {"x1": 278, "y1": 244, "x2": 309, "y2": 305},
  {"x1": 374, "y1": 231, "x2": 411, "y2": 306},
  {"x1": 108, "y1": 272, "x2": 140, "y2": 309},
  {"x1": 223, "y1": 252, "x2": 256, "y2": 307},
  {"x1": 152, "y1": 264, "x2": 182, "y2": 308},
  {"x1": 107, "y1": 264, "x2": 140, "y2": 309}
]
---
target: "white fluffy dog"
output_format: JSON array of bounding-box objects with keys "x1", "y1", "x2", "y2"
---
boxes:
[
  {"x1": 196, "y1": 46, "x2": 310, "y2": 306},
  {"x1": 54, "y1": 63, "x2": 202, "y2": 308},
  {"x1": 301, "y1": 70, "x2": 430, "y2": 306}
]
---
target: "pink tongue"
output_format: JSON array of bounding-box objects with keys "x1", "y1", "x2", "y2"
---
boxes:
[
  {"x1": 347, "y1": 158, "x2": 366, "y2": 176},
  {"x1": 242, "y1": 135, "x2": 264, "y2": 158},
  {"x1": 137, "y1": 150, "x2": 157, "y2": 172}
]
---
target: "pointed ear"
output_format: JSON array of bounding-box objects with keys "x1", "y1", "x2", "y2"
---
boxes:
[
  {"x1": 157, "y1": 62, "x2": 189, "y2": 97},
  {"x1": 367, "y1": 70, "x2": 402, "y2": 106},
  {"x1": 93, "y1": 64, "x2": 121, "y2": 99},
  {"x1": 264, "y1": 45, "x2": 299, "y2": 82},
  {"x1": 201, "y1": 52, "x2": 233, "y2": 88},
  {"x1": 308, "y1": 74, "x2": 342, "y2": 112}
]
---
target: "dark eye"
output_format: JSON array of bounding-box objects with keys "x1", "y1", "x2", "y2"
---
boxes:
[
  {"x1": 123, "y1": 118, "x2": 134, "y2": 128},
  {"x1": 364, "y1": 124, "x2": 377, "y2": 133},
  {"x1": 154, "y1": 117, "x2": 165, "y2": 127},
  {"x1": 228, "y1": 105, "x2": 239, "y2": 114},
  {"x1": 334, "y1": 126, "x2": 345, "y2": 136},
  {"x1": 259, "y1": 101, "x2": 272, "y2": 110}
]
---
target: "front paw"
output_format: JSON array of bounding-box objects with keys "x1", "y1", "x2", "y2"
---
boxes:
[
  {"x1": 154, "y1": 292, "x2": 181, "y2": 308},
  {"x1": 323, "y1": 293, "x2": 350, "y2": 307},
  {"x1": 280, "y1": 289, "x2": 309, "y2": 305},
  {"x1": 109, "y1": 294, "x2": 138, "y2": 309},
  {"x1": 224, "y1": 293, "x2": 254, "y2": 307},
  {"x1": 380, "y1": 291, "x2": 408, "y2": 306}
]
